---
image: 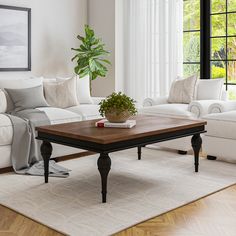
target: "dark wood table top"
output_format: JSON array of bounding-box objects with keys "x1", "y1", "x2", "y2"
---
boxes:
[{"x1": 36, "y1": 115, "x2": 206, "y2": 145}]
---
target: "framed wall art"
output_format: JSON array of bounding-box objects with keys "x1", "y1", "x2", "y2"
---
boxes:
[{"x1": 0, "y1": 5, "x2": 31, "y2": 71}]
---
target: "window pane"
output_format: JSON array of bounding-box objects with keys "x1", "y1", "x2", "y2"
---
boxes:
[
  {"x1": 211, "y1": 38, "x2": 226, "y2": 60},
  {"x1": 211, "y1": 0, "x2": 226, "y2": 14},
  {"x1": 211, "y1": 14, "x2": 226, "y2": 37},
  {"x1": 228, "y1": 37, "x2": 236, "y2": 60},
  {"x1": 183, "y1": 0, "x2": 200, "y2": 31},
  {"x1": 228, "y1": 13, "x2": 236, "y2": 36},
  {"x1": 183, "y1": 32, "x2": 200, "y2": 62},
  {"x1": 228, "y1": 0, "x2": 236, "y2": 12},
  {"x1": 228, "y1": 61, "x2": 236, "y2": 83},
  {"x1": 228, "y1": 85, "x2": 236, "y2": 100},
  {"x1": 211, "y1": 62, "x2": 226, "y2": 80},
  {"x1": 183, "y1": 64, "x2": 200, "y2": 78}
]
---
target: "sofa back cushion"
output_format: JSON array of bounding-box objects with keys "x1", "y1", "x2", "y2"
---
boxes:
[
  {"x1": 57, "y1": 75, "x2": 93, "y2": 104},
  {"x1": 196, "y1": 79, "x2": 223, "y2": 100},
  {"x1": 43, "y1": 77, "x2": 79, "y2": 108},
  {"x1": 0, "y1": 77, "x2": 43, "y2": 112},
  {"x1": 0, "y1": 89, "x2": 7, "y2": 113},
  {"x1": 168, "y1": 75, "x2": 198, "y2": 104},
  {"x1": 5, "y1": 85, "x2": 49, "y2": 112}
]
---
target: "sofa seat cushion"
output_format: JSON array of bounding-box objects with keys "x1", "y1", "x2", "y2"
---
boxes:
[
  {"x1": 37, "y1": 107, "x2": 82, "y2": 124},
  {"x1": 67, "y1": 105, "x2": 102, "y2": 120},
  {"x1": 138, "y1": 104, "x2": 193, "y2": 118},
  {"x1": 0, "y1": 108, "x2": 82, "y2": 146},
  {"x1": 0, "y1": 114, "x2": 13, "y2": 146},
  {"x1": 203, "y1": 111, "x2": 236, "y2": 140}
]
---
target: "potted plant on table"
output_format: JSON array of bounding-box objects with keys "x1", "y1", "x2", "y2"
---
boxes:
[
  {"x1": 71, "y1": 25, "x2": 111, "y2": 92},
  {"x1": 99, "y1": 92, "x2": 137, "y2": 123}
]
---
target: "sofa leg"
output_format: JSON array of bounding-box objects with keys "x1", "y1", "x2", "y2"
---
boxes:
[
  {"x1": 178, "y1": 150, "x2": 187, "y2": 155},
  {"x1": 207, "y1": 155, "x2": 217, "y2": 160}
]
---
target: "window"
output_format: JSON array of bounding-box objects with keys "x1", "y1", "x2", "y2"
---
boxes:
[
  {"x1": 183, "y1": 0, "x2": 201, "y2": 78},
  {"x1": 183, "y1": 0, "x2": 236, "y2": 99},
  {"x1": 210, "y1": 0, "x2": 236, "y2": 99}
]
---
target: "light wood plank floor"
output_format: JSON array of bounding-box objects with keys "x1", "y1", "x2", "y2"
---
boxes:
[{"x1": 0, "y1": 184, "x2": 236, "y2": 236}]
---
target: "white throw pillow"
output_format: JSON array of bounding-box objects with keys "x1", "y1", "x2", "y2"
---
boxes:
[
  {"x1": 168, "y1": 75, "x2": 198, "y2": 104},
  {"x1": 196, "y1": 78, "x2": 224, "y2": 100},
  {"x1": 0, "y1": 77, "x2": 43, "y2": 112},
  {"x1": 44, "y1": 77, "x2": 79, "y2": 108},
  {"x1": 0, "y1": 89, "x2": 7, "y2": 113},
  {"x1": 57, "y1": 75, "x2": 93, "y2": 104}
]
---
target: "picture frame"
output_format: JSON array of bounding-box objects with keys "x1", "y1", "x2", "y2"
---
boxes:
[{"x1": 0, "y1": 5, "x2": 31, "y2": 71}]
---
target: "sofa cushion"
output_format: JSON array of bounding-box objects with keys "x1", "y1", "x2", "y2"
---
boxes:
[
  {"x1": 196, "y1": 79, "x2": 223, "y2": 100},
  {"x1": 37, "y1": 107, "x2": 82, "y2": 124},
  {"x1": 0, "y1": 107, "x2": 82, "y2": 149},
  {"x1": 57, "y1": 75, "x2": 93, "y2": 104},
  {"x1": 138, "y1": 104, "x2": 193, "y2": 118},
  {"x1": 6, "y1": 85, "x2": 49, "y2": 112},
  {"x1": 0, "y1": 114, "x2": 13, "y2": 146},
  {"x1": 67, "y1": 105, "x2": 101, "y2": 120},
  {"x1": 0, "y1": 77, "x2": 43, "y2": 112},
  {"x1": 44, "y1": 77, "x2": 79, "y2": 108},
  {"x1": 168, "y1": 75, "x2": 197, "y2": 104},
  {"x1": 0, "y1": 89, "x2": 7, "y2": 113},
  {"x1": 203, "y1": 111, "x2": 236, "y2": 140}
]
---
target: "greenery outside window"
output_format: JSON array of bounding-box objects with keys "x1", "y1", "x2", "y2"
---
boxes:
[
  {"x1": 211, "y1": 0, "x2": 236, "y2": 99},
  {"x1": 183, "y1": 0, "x2": 201, "y2": 78}
]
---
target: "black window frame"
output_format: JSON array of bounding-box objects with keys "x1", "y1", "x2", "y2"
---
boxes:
[{"x1": 199, "y1": 0, "x2": 236, "y2": 92}]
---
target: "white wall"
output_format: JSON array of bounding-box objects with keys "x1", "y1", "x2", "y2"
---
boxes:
[
  {"x1": 0, "y1": 0, "x2": 87, "y2": 80},
  {"x1": 88, "y1": 0, "x2": 115, "y2": 97}
]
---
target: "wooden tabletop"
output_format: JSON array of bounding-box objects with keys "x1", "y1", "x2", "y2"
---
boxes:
[{"x1": 36, "y1": 115, "x2": 206, "y2": 144}]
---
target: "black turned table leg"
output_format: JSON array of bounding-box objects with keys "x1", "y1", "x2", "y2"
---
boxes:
[
  {"x1": 138, "y1": 146, "x2": 142, "y2": 160},
  {"x1": 97, "y1": 153, "x2": 111, "y2": 203},
  {"x1": 191, "y1": 134, "x2": 202, "y2": 172},
  {"x1": 40, "y1": 141, "x2": 52, "y2": 183}
]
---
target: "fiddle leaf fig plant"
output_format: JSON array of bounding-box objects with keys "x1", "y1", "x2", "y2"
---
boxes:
[{"x1": 71, "y1": 25, "x2": 111, "y2": 81}]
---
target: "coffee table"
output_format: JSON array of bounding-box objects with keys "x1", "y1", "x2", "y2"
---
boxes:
[{"x1": 36, "y1": 115, "x2": 206, "y2": 203}]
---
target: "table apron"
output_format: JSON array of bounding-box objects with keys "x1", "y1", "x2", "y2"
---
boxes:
[{"x1": 37, "y1": 126, "x2": 205, "y2": 154}]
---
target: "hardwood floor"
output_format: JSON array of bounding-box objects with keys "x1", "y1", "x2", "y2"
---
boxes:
[
  {"x1": 0, "y1": 205, "x2": 63, "y2": 236},
  {"x1": 0, "y1": 184, "x2": 236, "y2": 236},
  {"x1": 115, "y1": 184, "x2": 236, "y2": 236}
]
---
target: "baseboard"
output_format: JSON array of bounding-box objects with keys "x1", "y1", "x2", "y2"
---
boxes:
[
  {"x1": 0, "y1": 167, "x2": 14, "y2": 174},
  {"x1": 0, "y1": 151, "x2": 95, "y2": 174},
  {"x1": 53, "y1": 151, "x2": 95, "y2": 162}
]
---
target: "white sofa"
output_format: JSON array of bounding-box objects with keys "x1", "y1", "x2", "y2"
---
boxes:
[
  {"x1": 202, "y1": 101, "x2": 236, "y2": 163},
  {"x1": 139, "y1": 79, "x2": 227, "y2": 153},
  {"x1": 0, "y1": 77, "x2": 103, "y2": 169}
]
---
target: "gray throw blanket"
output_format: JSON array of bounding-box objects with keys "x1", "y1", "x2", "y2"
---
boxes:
[{"x1": 7, "y1": 109, "x2": 70, "y2": 177}]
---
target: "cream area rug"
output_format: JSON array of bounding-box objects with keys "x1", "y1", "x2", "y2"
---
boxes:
[{"x1": 1, "y1": 148, "x2": 236, "y2": 236}]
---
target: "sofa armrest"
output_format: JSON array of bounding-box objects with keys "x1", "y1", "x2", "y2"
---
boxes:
[
  {"x1": 143, "y1": 96, "x2": 168, "y2": 107},
  {"x1": 208, "y1": 101, "x2": 236, "y2": 114},
  {"x1": 188, "y1": 100, "x2": 221, "y2": 118},
  {"x1": 91, "y1": 97, "x2": 105, "y2": 105}
]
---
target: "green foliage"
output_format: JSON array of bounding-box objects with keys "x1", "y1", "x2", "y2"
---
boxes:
[
  {"x1": 99, "y1": 92, "x2": 137, "y2": 117},
  {"x1": 71, "y1": 25, "x2": 111, "y2": 80},
  {"x1": 211, "y1": 65, "x2": 225, "y2": 79},
  {"x1": 228, "y1": 90, "x2": 236, "y2": 100},
  {"x1": 183, "y1": 0, "x2": 236, "y2": 81},
  {"x1": 184, "y1": 64, "x2": 200, "y2": 78}
]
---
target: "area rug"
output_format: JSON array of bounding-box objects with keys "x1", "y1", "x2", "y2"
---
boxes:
[{"x1": 0, "y1": 148, "x2": 236, "y2": 236}]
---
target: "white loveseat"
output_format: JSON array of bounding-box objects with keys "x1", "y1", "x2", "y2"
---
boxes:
[
  {"x1": 139, "y1": 79, "x2": 227, "y2": 152},
  {"x1": 0, "y1": 77, "x2": 103, "y2": 169}
]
